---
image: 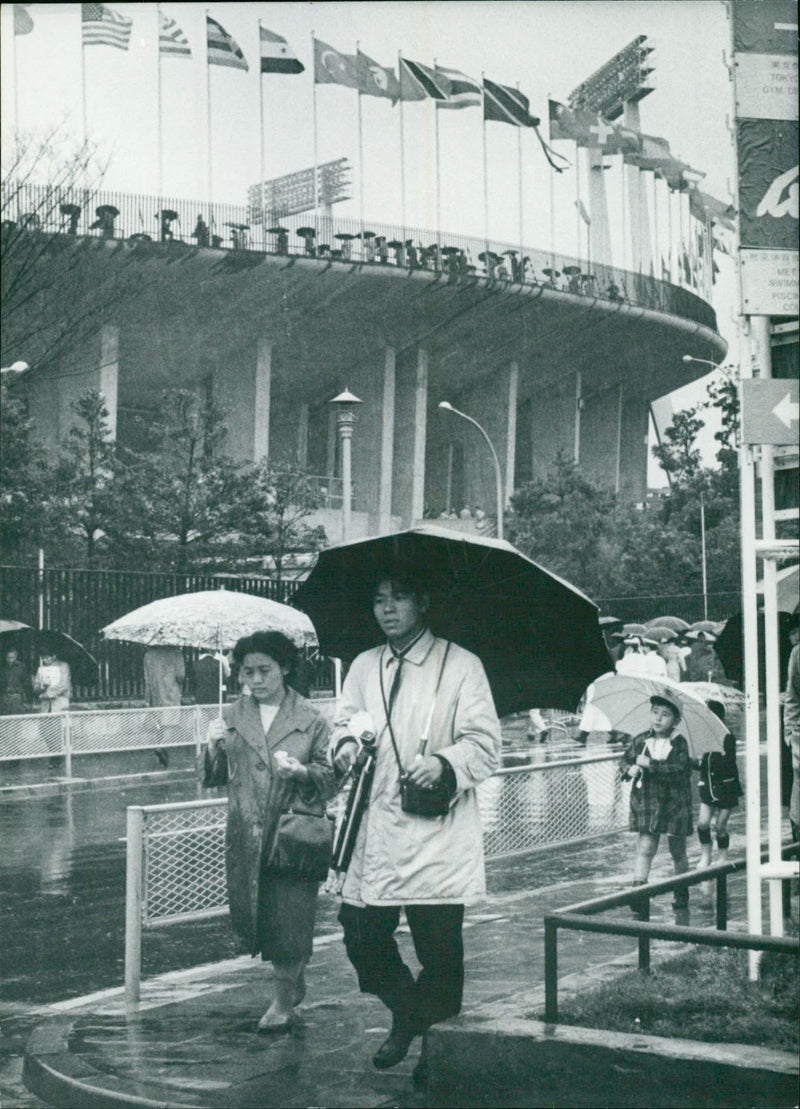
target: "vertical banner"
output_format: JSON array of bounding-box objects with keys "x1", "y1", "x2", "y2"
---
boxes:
[{"x1": 732, "y1": 0, "x2": 799, "y2": 316}]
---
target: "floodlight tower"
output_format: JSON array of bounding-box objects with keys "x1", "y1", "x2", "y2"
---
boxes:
[{"x1": 568, "y1": 36, "x2": 655, "y2": 272}]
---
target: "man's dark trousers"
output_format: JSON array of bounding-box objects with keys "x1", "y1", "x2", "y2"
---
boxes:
[{"x1": 338, "y1": 902, "x2": 464, "y2": 1032}]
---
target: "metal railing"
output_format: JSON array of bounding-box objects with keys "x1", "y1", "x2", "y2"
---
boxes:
[
  {"x1": 543, "y1": 843, "x2": 800, "y2": 1023},
  {"x1": 2, "y1": 181, "x2": 718, "y2": 331},
  {"x1": 0, "y1": 699, "x2": 337, "y2": 778},
  {"x1": 124, "y1": 748, "x2": 627, "y2": 1002}
]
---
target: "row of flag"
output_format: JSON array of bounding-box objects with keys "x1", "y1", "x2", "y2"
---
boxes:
[{"x1": 13, "y1": 4, "x2": 732, "y2": 228}]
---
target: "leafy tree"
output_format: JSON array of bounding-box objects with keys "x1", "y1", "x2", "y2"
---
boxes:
[
  {"x1": 651, "y1": 405, "x2": 704, "y2": 487},
  {"x1": 507, "y1": 452, "x2": 616, "y2": 595},
  {"x1": 112, "y1": 389, "x2": 247, "y2": 573},
  {"x1": 0, "y1": 382, "x2": 56, "y2": 561},
  {"x1": 53, "y1": 389, "x2": 120, "y2": 567},
  {"x1": 236, "y1": 460, "x2": 327, "y2": 582}
]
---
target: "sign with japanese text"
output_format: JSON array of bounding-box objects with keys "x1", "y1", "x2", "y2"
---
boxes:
[{"x1": 740, "y1": 248, "x2": 799, "y2": 314}]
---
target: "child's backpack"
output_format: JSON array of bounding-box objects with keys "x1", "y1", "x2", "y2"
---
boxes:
[{"x1": 706, "y1": 750, "x2": 735, "y2": 803}]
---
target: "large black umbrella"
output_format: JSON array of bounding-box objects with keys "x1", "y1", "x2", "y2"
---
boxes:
[
  {"x1": 36, "y1": 631, "x2": 99, "y2": 685},
  {"x1": 715, "y1": 610, "x2": 795, "y2": 689},
  {"x1": 291, "y1": 525, "x2": 610, "y2": 716}
]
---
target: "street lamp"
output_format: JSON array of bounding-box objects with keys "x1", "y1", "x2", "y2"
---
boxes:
[
  {"x1": 0, "y1": 360, "x2": 30, "y2": 379},
  {"x1": 439, "y1": 402, "x2": 504, "y2": 540},
  {"x1": 330, "y1": 388, "x2": 362, "y2": 542},
  {"x1": 682, "y1": 354, "x2": 720, "y2": 369}
]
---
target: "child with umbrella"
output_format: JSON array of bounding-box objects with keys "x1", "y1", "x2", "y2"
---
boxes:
[{"x1": 621, "y1": 691, "x2": 693, "y2": 920}]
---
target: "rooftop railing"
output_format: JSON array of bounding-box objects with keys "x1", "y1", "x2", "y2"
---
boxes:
[{"x1": 1, "y1": 182, "x2": 718, "y2": 332}]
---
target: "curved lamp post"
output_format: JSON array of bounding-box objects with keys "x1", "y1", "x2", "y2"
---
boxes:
[
  {"x1": 330, "y1": 388, "x2": 362, "y2": 542},
  {"x1": 439, "y1": 402, "x2": 504, "y2": 540},
  {"x1": 0, "y1": 360, "x2": 30, "y2": 379}
]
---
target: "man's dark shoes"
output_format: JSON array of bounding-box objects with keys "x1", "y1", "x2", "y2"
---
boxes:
[{"x1": 372, "y1": 1017, "x2": 416, "y2": 1069}]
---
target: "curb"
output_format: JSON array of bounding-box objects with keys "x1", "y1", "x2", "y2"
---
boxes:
[
  {"x1": 0, "y1": 768, "x2": 194, "y2": 800},
  {"x1": 427, "y1": 1018, "x2": 799, "y2": 1108}
]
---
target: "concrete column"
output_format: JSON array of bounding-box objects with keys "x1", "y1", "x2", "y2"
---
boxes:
[
  {"x1": 579, "y1": 383, "x2": 620, "y2": 489},
  {"x1": 254, "y1": 337, "x2": 271, "y2": 461},
  {"x1": 588, "y1": 147, "x2": 612, "y2": 268},
  {"x1": 454, "y1": 361, "x2": 519, "y2": 518},
  {"x1": 296, "y1": 403, "x2": 309, "y2": 467},
  {"x1": 98, "y1": 324, "x2": 119, "y2": 440},
  {"x1": 623, "y1": 101, "x2": 651, "y2": 276},
  {"x1": 379, "y1": 347, "x2": 396, "y2": 534},
  {"x1": 392, "y1": 346, "x2": 428, "y2": 527},
  {"x1": 411, "y1": 349, "x2": 428, "y2": 522},
  {"x1": 529, "y1": 379, "x2": 576, "y2": 481}
]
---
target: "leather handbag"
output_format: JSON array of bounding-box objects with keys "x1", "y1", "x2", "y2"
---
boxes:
[{"x1": 268, "y1": 798, "x2": 334, "y2": 882}]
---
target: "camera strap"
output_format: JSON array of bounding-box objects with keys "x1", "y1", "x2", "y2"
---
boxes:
[{"x1": 379, "y1": 639, "x2": 451, "y2": 777}]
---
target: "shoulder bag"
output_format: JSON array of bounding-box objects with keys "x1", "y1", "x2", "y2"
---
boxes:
[{"x1": 381, "y1": 641, "x2": 454, "y2": 817}]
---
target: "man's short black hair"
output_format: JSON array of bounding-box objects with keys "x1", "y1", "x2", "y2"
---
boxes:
[{"x1": 368, "y1": 562, "x2": 429, "y2": 603}]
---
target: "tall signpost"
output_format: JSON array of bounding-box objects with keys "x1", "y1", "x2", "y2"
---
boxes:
[{"x1": 730, "y1": 0, "x2": 799, "y2": 969}]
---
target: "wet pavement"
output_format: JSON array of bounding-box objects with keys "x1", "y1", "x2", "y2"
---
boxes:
[{"x1": 0, "y1": 740, "x2": 791, "y2": 1108}]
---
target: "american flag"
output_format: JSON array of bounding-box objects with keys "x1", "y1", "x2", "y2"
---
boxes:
[
  {"x1": 159, "y1": 11, "x2": 190, "y2": 58},
  {"x1": 206, "y1": 16, "x2": 248, "y2": 71},
  {"x1": 82, "y1": 4, "x2": 132, "y2": 51}
]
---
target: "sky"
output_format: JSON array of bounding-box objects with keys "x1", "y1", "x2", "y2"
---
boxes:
[{"x1": 2, "y1": 1, "x2": 739, "y2": 482}]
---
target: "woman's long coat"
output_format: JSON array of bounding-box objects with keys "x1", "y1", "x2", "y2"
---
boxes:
[
  {"x1": 622, "y1": 730, "x2": 693, "y2": 836},
  {"x1": 204, "y1": 689, "x2": 335, "y2": 955},
  {"x1": 330, "y1": 631, "x2": 501, "y2": 907}
]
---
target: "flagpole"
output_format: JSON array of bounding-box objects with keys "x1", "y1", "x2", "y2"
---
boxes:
[
  {"x1": 482, "y1": 72, "x2": 489, "y2": 260},
  {"x1": 575, "y1": 146, "x2": 582, "y2": 261},
  {"x1": 356, "y1": 42, "x2": 365, "y2": 246},
  {"x1": 516, "y1": 82, "x2": 523, "y2": 270},
  {"x1": 652, "y1": 172, "x2": 660, "y2": 278},
  {"x1": 547, "y1": 91, "x2": 555, "y2": 273},
  {"x1": 399, "y1": 52, "x2": 406, "y2": 238},
  {"x1": 81, "y1": 22, "x2": 89, "y2": 150},
  {"x1": 12, "y1": 9, "x2": 21, "y2": 135},
  {"x1": 434, "y1": 58, "x2": 441, "y2": 258},
  {"x1": 157, "y1": 4, "x2": 164, "y2": 205},
  {"x1": 259, "y1": 20, "x2": 266, "y2": 242},
  {"x1": 620, "y1": 157, "x2": 628, "y2": 271},
  {"x1": 311, "y1": 31, "x2": 319, "y2": 236},
  {"x1": 205, "y1": 9, "x2": 213, "y2": 210}
]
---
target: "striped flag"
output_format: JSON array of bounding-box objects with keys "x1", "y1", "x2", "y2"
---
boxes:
[
  {"x1": 81, "y1": 4, "x2": 132, "y2": 50},
  {"x1": 14, "y1": 4, "x2": 33, "y2": 34},
  {"x1": 206, "y1": 16, "x2": 248, "y2": 70},
  {"x1": 399, "y1": 57, "x2": 448, "y2": 101},
  {"x1": 483, "y1": 78, "x2": 538, "y2": 127},
  {"x1": 260, "y1": 26, "x2": 303, "y2": 74},
  {"x1": 435, "y1": 65, "x2": 481, "y2": 110},
  {"x1": 159, "y1": 11, "x2": 190, "y2": 58}
]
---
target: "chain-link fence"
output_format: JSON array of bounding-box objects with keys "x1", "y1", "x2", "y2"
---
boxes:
[{"x1": 124, "y1": 749, "x2": 626, "y2": 1001}]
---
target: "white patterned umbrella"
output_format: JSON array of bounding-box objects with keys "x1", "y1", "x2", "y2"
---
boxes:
[
  {"x1": 100, "y1": 589, "x2": 317, "y2": 650},
  {"x1": 582, "y1": 674, "x2": 727, "y2": 760}
]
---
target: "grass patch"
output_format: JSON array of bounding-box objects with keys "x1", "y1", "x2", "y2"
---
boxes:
[{"x1": 538, "y1": 947, "x2": 799, "y2": 1053}]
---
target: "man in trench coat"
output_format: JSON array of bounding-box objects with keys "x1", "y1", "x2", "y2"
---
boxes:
[{"x1": 330, "y1": 566, "x2": 501, "y2": 1086}]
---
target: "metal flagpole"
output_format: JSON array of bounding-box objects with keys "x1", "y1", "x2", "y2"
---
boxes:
[
  {"x1": 357, "y1": 42, "x2": 365, "y2": 244},
  {"x1": 258, "y1": 20, "x2": 266, "y2": 242},
  {"x1": 399, "y1": 52, "x2": 407, "y2": 238},
  {"x1": 516, "y1": 82, "x2": 524, "y2": 268},
  {"x1": 666, "y1": 183, "x2": 673, "y2": 280},
  {"x1": 205, "y1": 9, "x2": 213, "y2": 208},
  {"x1": 81, "y1": 18, "x2": 89, "y2": 149},
  {"x1": 12, "y1": 7, "x2": 21, "y2": 135},
  {"x1": 482, "y1": 73, "x2": 490, "y2": 258},
  {"x1": 547, "y1": 91, "x2": 555, "y2": 272},
  {"x1": 434, "y1": 58, "x2": 441, "y2": 257},
  {"x1": 156, "y1": 5, "x2": 163, "y2": 205},
  {"x1": 575, "y1": 146, "x2": 582, "y2": 260},
  {"x1": 311, "y1": 31, "x2": 319, "y2": 235},
  {"x1": 620, "y1": 157, "x2": 628, "y2": 271}
]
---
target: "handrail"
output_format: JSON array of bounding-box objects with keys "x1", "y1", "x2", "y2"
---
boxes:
[
  {"x1": 1, "y1": 180, "x2": 719, "y2": 331},
  {"x1": 543, "y1": 841, "x2": 800, "y2": 1023}
]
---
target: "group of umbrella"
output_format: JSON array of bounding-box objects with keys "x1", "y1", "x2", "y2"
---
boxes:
[{"x1": 2, "y1": 525, "x2": 743, "y2": 761}]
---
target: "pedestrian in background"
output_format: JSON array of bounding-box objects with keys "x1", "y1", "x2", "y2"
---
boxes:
[
  {"x1": 144, "y1": 645, "x2": 185, "y2": 766},
  {"x1": 621, "y1": 693, "x2": 693, "y2": 920},
  {"x1": 33, "y1": 649, "x2": 71, "y2": 713},
  {"x1": 1, "y1": 647, "x2": 32, "y2": 713},
  {"x1": 330, "y1": 565, "x2": 501, "y2": 1087},
  {"x1": 203, "y1": 632, "x2": 335, "y2": 1033},
  {"x1": 695, "y1": 700, "x2": 742, "y2": 868}
]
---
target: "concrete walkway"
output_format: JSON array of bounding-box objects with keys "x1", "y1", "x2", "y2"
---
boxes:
[{"x1": 21, "y1": 829, "x2": 764, "y2": 1109}]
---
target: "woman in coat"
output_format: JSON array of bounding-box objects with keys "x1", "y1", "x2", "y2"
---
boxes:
[{"x1": 204, "y1": 631, "x2": 335, "y2": 1033}]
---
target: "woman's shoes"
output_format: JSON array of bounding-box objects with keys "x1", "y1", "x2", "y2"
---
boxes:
[
  {"x1": 257, "y1": 1010, "x2": 293, "y2": 1034},
  {"x1": 372, "y1": 1016, "x2": 416, "y2": 1069}
]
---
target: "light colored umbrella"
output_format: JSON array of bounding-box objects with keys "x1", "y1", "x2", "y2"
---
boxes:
[
  {"x1": 582, "y1": 673, "x2": 727, "y2": 760},
  {"x1": 646, "y1": 615, "x2": 691, "y2": 632},
  {"x1": 101, "y1": 589, "x2": 317, "y2": 650}
]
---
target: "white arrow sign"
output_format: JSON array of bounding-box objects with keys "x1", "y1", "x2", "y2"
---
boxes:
[{"x1": 773, "y1": 392, "x2": 800, "y2": 427}]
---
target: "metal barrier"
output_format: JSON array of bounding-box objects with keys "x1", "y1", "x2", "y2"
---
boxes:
[
  {"x1": 0, "y1": 699, "x2": 337, "y2": 779},
  {"x1": 543, "y1": 842, "x2": 800, "y2": 1023},
  {"x1": 124, "y1": 749, "x2": 626, "y2": 1003}
]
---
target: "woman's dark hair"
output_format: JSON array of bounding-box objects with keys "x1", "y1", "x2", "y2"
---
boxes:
[{"x1": 232, "y1": 631, "x2": 299, "y2": 675}]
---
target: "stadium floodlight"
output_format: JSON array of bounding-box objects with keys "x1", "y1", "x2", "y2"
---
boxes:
[{"x1": 569, "y1": 35, "x2": 655, "y2": 120}]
